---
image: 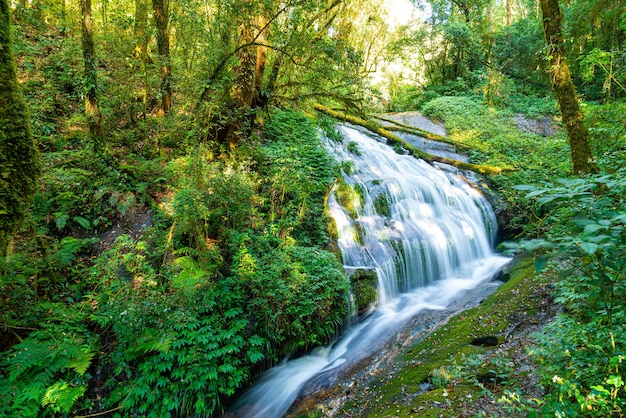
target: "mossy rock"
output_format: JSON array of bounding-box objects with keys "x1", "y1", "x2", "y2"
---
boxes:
[
  {"x1": 334, "y1": 180, "x2": 361, "y2": 218},
  {"x1": 350, "y1": 268, "x2": 378, "y2": 313},
  {"x1": 373, "y1": 193, "x2": 391, "y2": 217}
]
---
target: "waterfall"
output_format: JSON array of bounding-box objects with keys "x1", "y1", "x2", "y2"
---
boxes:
[{"x1": 226, "y1": 124, "x2": 509, "y2": 418}]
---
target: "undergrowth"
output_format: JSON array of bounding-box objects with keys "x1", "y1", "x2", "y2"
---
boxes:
[{"x1": 0, "y1": 109, "x2": 350, "y2": 417}]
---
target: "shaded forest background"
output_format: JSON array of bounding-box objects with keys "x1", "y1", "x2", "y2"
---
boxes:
[{"x1": 0, "y1": 0, "x2": 625, "y2": 416}]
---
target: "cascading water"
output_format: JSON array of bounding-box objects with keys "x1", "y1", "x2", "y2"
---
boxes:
[{"x1": 226, "y1": 124, "x2": 509, "y2": 418}]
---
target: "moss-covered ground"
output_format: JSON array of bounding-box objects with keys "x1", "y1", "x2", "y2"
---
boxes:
[{"x1": 330, "y1": 255, "x2": 553, "y2": 417}]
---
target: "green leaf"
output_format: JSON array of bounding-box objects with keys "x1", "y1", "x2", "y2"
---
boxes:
[
  {"x1": 41, "y1": 381, "x2": 87, "y2": 413},
  {"x1": 534, "y1": 255, "x2": 550, "y2": 272},
  {"x1": 607, "y1": 375, "x2": 624, "y2": 388},
  {"x1": 578, "y1": 242, "x2": 598, "y2": 255},
  {"x1": 583, "y1": 224, "x2": 605, "y2": 235},
  {"x1": 69, "y1": 349, "x2": 95, "y2": 375},
  {"x1": 73, "y1": 216, "x2": 91, "y2": 229},
  {"x1": 56, "y1": 213, "x2": 70, "y2": 229},
  {"x1": 512, "y1": 184, "x2": 537, "y2": 191}
]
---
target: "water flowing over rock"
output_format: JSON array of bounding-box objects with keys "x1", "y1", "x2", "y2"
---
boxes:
[{"x1": 225, "y1": 124, "x2": 509, "y2": 418}]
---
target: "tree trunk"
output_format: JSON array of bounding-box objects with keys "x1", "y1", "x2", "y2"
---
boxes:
[
  {"x1": 540, "y1": 0, "x2": 597, "y2": 174},
  {"x1": 0, "y1": 0, "x2": 41, "y2": 254},
  {"x1": 152, "y1": 0, "x2": 171, "y2": 115},
  {"x1": 224, "y1": 12, "x2": 268, "y2": 147},
  {"x1": 251, "y1": 16, "x2": 268, "y2": 110},
  {"x1": 81, "y1": 0, "x2": 103, "y2": 149},
  {"x1": 506, "y1": 0, "x2": 512, "y2": 25},
  {"x1": 134, "y1": 0, "x2": 150, "y2": 63}
]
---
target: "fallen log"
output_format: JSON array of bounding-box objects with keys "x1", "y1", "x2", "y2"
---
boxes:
[
  {"x1": 371, "y1": 114, "x2": 471, "y2": 151},
  {"x1": 313, "y1": 104, "x2": 510, "y2": 175}
]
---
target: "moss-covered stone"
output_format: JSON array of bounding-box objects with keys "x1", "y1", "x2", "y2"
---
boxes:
[
  {"x1": 350, "y1": 268, "x2": 378, "y2": 313},
  {"x1": 334, "y1": 180, "x2": 361, "y2": 219},
  {"x1": 373, "y1": 193, "x2": 391, "y2": 218},
  {"x1": 0, "y1": 0, "x2": 42, "y2": 254},
  {"x1": 340, "y1": 255, "x2": 548, "y2": 417}
]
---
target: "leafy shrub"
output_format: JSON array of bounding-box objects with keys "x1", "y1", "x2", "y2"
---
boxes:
[
  {"x1": 31, "y1": 149, "x2": 141, "y2": 234},
  {"x1": 91, "y1": 236, "x2": 263, "y2": 417},
  {"x1": 258, "y1": 110, "x2": 337, "y2": 245},
  {"x1": 229, "y1": 231, "x2": 349, "y2": 358},
  {"x1": 165, "y1": 147, "x2": 257, "y2": 249},
  {"x1": 387, "y1": 85, "x2": 423, "y2": 111},
  {"x1": 508, "y1": 173, "x2": 626, "y2": 415}
]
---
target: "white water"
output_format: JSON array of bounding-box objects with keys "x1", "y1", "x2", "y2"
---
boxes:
[{"x1": 227, "y1": 125, "x2": 509, "y2": 417}]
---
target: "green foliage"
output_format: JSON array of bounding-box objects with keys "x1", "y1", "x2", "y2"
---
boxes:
[
  {"x1": 167, "y1": 150, "x2": 257, "y2": 245},
  {"x1": 90, "y1": 235, "x2": 260, "y2": 417},
  {"x1": 478, "y1": 69, "x2": 516, "y2": 106},
  {"x1": 585, "y1": 100, "x2": 626, "y2": 168},
  {"x1": 0, "y1": 307, "x2": 98, "y2": 417},
  {"x1": 347, "y1": 141, "x2": 361, "y2": 156},
  {"x1": 506, "y1": 173, "x2": 626, "y2": 415},
  {"x1": 31, "y1": 149, "x2": 147, "y2": 234},
  {"x1": 259, "y1": 110, "x2": 337, "y2": 245},
  {"x1": 491, "y1": 16, "x2": 547, "y2": 89},
  {"x1": 229, "y1": 231, "x2": 349, "y2": 357},
  {"x1": 387, "y1": 85, "x2": 427, "y2": 112},
  {"x1": 317, "y1": 115, "x2": 344, "y2": 143}
]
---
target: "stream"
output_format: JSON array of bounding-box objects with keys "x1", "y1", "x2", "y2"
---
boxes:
[{"x1": 225, "y1": 122, "x2": 510, "y2": 417}]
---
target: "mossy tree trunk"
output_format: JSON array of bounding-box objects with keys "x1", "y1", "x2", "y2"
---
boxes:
[
  {"x1": 134, "y1": 0, "x2": 150, "y2": 63},
  {"x1": 134, "y1": 0, "x2": 150, "y2": 119},
  {"x1": 81, "y1": 0, "x2": 103, "y2": 148},
  {"x1": 314, "y1": 104, "x2": 509, "y2": 176},
  {"x1": 540, "y1": 0, "x2": 597, "y2": 174},
  {"x1": 152, "y1": 0, "x2": 171, "y2": 115},
  {"x1": 0, "y1": 0, "x2": 41, "y2": 254}
]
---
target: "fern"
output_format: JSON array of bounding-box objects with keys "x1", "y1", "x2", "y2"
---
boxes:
[
  {"x1": 41, "y1": 381, "x2": 86, "y2": 413},
  {"x1": 171, "y1": 255, "x2": 210, "y2": 291},
  {"x1": 124, "y1": 328, "x2": 174, "y2": 360},
  {"x1": 1, "y1": 322, "x2": 98, "y2": 416}
]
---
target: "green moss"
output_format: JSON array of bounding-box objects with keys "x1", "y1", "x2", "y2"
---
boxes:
[
  {"x1": 350, "y1": 269, "x2": 378, "y2": 312},
  {"x1": 373, "y1": 193, "x2": 391, "y2": 217},
  {"x1": 347, "y1": 140, "x2": 362, "y2": 155},
  {"x1": 334, "y1": 180, "x2": 362, "y2": 218},
  {"x1": 341, "y1": 255, "x2": 544, "y2": 416}
]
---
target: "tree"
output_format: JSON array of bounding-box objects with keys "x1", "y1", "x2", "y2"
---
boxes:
[
  {"x1": 134, "y1": 0, "x2": 150, "y2": 64},
  {"x1": 81, "y1": 0, "x2": 103, "y2": 147},
  {"x1": 539, "y1": 0, "x2": 597, "y2": 174},
  {"x1": 564, "y1": 0, "x2": 626, "y2": 100},
  {"x1": 152, "y1": 0, "x2": 171, "y2": 115},
  {"x1": 194, "y1": 0, "x2": 367, "y2": 146},
  {"x1": 0, "y1": 0, "x2": 41, "y2": 254}
]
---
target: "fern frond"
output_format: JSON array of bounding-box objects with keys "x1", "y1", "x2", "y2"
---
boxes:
[{"x1": 41, "y1": 381, "x2": 86, "y2": 413}]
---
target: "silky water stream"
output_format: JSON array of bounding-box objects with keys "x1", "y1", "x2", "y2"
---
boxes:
[{"x1": 226, "y1": 124, "x2": 510, "y2": 417}]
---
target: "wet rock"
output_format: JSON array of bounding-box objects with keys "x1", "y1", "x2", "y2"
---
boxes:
[{"x1": 513, "y1": 113, "x2": 559, "y2": 137}]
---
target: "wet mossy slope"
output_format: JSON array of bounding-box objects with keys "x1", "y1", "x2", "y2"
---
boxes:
[{"x1": 337, "y1": 255, "x2": 551, "y2": 417}]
